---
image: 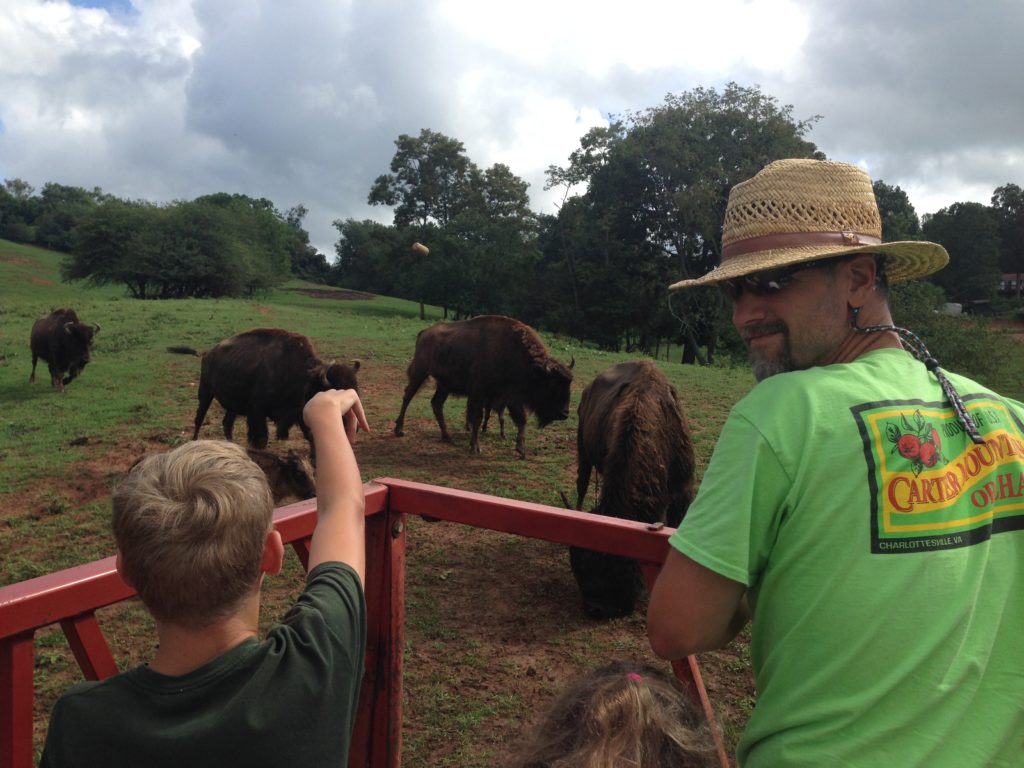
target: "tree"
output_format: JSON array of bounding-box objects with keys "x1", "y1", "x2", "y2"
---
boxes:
[
  {"x1": 331, "y1": 218, "x2": 410, "y2": 296},
  {"x1": 284, "y1": 204, "x2": 330, "y2": 283},
  {"x1": 65, "y1": 194, "x2": 293, "y2": 298},
  {"x1": 368, "y1": 129, "x2": 477, "y2": 228},
  {"x1": 922, "y1": 202, "x2": 1001, "y2": 303},
  {"x1": 873, "y1": 180, "x2": 921, "y2": 242},
  {"x1": 362, "y1": 132, "x2": 541, "y2": 320},
  {"x1": 544, "y1": 82, "x2": 822, "y2": 359},
  {"x1": 991, "y1": 183, "x2": 1024, "y2": 298},
  {"x1": 64, "y1": 199, "x2": 162, "y2": 298},
  {"x1": 0, "y1": 178, "x2": 39, "y2": 242}
]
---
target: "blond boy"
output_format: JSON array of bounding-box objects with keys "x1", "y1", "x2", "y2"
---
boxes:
[{"x1": 41, "y1": 389, "x2": 369, "y2": 767}]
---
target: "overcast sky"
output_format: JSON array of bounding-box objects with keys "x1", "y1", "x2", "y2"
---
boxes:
[{"x1": 1, "y1": 0, "x2": 1021, "y2": 258}]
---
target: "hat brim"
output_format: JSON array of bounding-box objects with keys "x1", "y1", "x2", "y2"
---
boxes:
[{"x1": 668, "y1": 240, "x2": 949, "y2": 291}]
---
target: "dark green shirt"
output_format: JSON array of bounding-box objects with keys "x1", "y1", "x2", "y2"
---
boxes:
[{"x1": 40, "y1": 562, "x2": 366, "y2": 767}]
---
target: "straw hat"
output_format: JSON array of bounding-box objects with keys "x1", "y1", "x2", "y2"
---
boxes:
[{"x1": 668, "y1": 159, "x2": 949, "y2": 290}]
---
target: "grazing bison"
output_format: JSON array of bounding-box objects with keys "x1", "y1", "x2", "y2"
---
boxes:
[
  {"x1": 571, "y1": 360, "x2": 695, "y2": 620},
  {"x1": 245, "y1": 448, "x2": 316, "y2": 505},
  {"x1": 178, "y1": 328, "x2": 360, "y2": 455},
  {"x1": 394, "y1": 315, "x2": 573, "y2": 458},
  {"x1": 29, "y1": 308, "x2": 101, "y2": 393}
]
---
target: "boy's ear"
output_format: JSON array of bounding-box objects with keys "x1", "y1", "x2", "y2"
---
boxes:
[
  {"x1": 261, "y1": 530, "x2": 285, "y2": 577},
  {"x1": 114, "y1": 551, "x2": 134, "y2": 589}
]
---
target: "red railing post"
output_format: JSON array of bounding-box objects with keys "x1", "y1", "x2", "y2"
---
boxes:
[
  {"x1": 59, "y1": 614, "x2": 119, "y2": 681},
  {"x1": 0, "y1": 633, "x2": 35, "y2": 768},
  {"x1": 641, "y1": 557, "x2": 731, "y2": 768},
  {"x1": 349, "y1": 486, "x2": 405, "y2": 768}
]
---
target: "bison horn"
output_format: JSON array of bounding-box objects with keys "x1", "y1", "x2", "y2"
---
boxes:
[
  {"x1": 351, "y1": 359, "x2": 361, "y2": 371},
  {"x1": 319, "y1": 366, "x2": 331, "y2": 386},
  {"x1": 64, "y1": 322, "x2": 74, "y2": 335},
  {"x1": 92, "y1": 322, "x2": 101, "y2": 333},
  {"x1": 568, "y1": 356, "x2": 575, "y2": 370}
]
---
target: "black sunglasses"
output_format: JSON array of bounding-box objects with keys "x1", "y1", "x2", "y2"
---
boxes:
[{"x1": 718, "y1": 255, "x2": 851, "y2": 301}]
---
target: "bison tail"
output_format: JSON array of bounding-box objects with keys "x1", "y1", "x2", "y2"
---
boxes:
[{"x1": 166, "y1": 346, "x2": 201, "y2": 356}]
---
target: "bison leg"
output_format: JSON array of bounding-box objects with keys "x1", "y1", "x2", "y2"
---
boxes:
[
  {"x1": 48, "y1": 364, "x2": 65, "y2": 393},
  {"x1": 246, "y1": 412, "x2": 270, "y2": 450},
  {"x1": 466, "y1": 396, "x2": 485, "y2": 454},
  {"x1": 193, "y1": 390, "x2": 215, "y2": 440},
  {"x1": 508, "y1": 403, "x2": 528, "y2": 459},
  {"x1": 394, "y1": 365, "x2": 430, "y2": 437},
  {"x1": 576, "y1": 457, "x2": 593, "y2": 511},
  {"x1": 430, "y1": 386, "x2": 453, "y2": 443},
  {"x1": 297, "y1": 420, "x2": 318, "y2": 467},
  {"x1": 275, "y1": 419, "x2": 291, "y2": 441},
  {"x1": 479, "y1": 405, "x2": 505, "y2": 437},
  {"x1": 221, "y1": 411, "x2": 237, "y2": 441},
  {"x1": 63, "y1": 363, "x2": 83, "y2": 387},
  {"x1": 29, "y1": 353, "x2": 38, "y2": 384}
]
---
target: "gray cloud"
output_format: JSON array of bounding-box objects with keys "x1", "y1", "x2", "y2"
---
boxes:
[{"x1": 0, "y1": 0, "x2": 1020, "y2": 256}]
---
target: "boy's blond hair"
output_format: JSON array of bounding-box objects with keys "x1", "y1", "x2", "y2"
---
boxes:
[{"x1": 112, "y1": 440, "x2": 275, "y2": 628}]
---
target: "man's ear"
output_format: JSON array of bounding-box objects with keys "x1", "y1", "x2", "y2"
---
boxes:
[
  {"x1": 114, "y1": 551, "x2": 134, "y2": 589},
  {"x1": 261, "y1": 530, "x2": 285, "y2": 577},
  {"x1": 845, "y1": 255, "x2": 880, "y2": 303}
]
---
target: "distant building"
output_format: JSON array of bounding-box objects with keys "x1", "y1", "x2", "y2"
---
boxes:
[{"x1": 1000, "y1": 272, "x2": 1023, "y2": 297}]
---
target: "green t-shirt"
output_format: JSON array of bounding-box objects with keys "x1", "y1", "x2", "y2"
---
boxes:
[
  {"x1": 671, "y1": 348, "x2": 1024, "y2": 767},
  {"x1": 40, "y1": 562, "x2": 366, "y2": 768}
]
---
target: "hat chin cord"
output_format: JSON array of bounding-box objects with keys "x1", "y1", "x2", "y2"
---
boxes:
[{"x1": 849, "y1": 306, "x2": 985, "y2": 445}]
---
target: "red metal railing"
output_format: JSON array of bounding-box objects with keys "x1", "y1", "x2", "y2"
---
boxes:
[{"x1": 0, "y1": 479, "x2": 729, "y2": 768}]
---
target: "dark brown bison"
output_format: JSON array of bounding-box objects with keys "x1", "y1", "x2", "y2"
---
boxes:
[
  {"x1": 29, "y1": 308, "x2": 101, "y2": 393},
  {"x1": 130, "y1": 447, "x2": 316, "y2": 506},
  {"x1": 394, "y1": 315, "x2": 573, "y2": 458},
  {"x1": 571, "y1": 360, "x2": 695, "y2": 620},
  {"x1": 178, "y1": 328, "x2": 360, "y2": 454},
  {"x1": 245, "y1": 448, "x2": 316, "y2": 505}
]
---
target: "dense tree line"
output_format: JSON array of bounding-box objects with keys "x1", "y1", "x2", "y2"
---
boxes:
[
  {"x1": 4, "y1": 82, "x2": 1020, "y2": 337},
  {"x1": 0, "y1": 181, "x2": 328, "y2": 298},
  {"x1": 334, "y1": 83, "x2": 1023, "y2": 359}
]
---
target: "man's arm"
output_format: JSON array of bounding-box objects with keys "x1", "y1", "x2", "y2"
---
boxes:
[
  {"x1": 647, "y1": 547, "x2": 749, "y2": 659},
  {"x1": 302, "y1": 389, "x2": 371, "y2": 583}
]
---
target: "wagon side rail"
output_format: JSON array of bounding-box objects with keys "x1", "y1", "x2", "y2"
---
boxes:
[
  {"x1": 1, "y1": 479, "x2": 729, "y2": 768},
  {"x1": 0, "y1": 483, "x2": 398, "y2": 768},
  {"x1": 375, "y1": 477, "x2": 730, "y2": 768}
]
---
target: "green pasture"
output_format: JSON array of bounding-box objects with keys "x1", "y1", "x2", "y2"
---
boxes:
[
  {"x1": 0, "y1": 238, "x2": 759, "y2": 765},
  {"x1": 6, "y1": 238, "x2": 1020, "y2": 766},
  {"x1": 0, "y1": 239, "x2": 753, "y2": 574}
]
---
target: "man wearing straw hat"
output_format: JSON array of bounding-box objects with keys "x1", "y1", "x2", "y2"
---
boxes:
[{"x1": 647, "y1": 159, "x2": 1024, "y2": 766}]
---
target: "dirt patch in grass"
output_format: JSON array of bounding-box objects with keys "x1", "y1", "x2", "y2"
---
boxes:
[
  {"x1": 5, "y1": 361, "x2": 754, "y2": 767},
  {"x1": 291, "y1": 288, "x2": 377, "y2": 300}
]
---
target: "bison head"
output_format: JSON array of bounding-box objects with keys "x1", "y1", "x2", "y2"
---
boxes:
[
  {"x1": 310, "y1": 360, "x2": 361, "y2": 396},
  {"x1": 63, "y1": 321, "x2": 100, "y2": 365},
  {"x1": 529, "y1": 357, "x2": 573, "y2": 427},
  {"x1": 569, "y1": 546, "x2": 644, "y2": 620},
  {"x1": 282, "y1": 449, "x2": 316, "y2": 501}
]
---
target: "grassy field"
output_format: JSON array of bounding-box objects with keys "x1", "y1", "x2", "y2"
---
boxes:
[
  {"x1": 1, "y1": 239, "x2": 758, "y2": 765},
  {"x1": 7, "y1": 239, "x2": 1019, "y2": 765}
]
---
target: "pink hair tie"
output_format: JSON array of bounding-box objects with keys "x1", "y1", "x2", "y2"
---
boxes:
[{"x1": 626, "y1": 672, "x2": 644, "y2": 682}]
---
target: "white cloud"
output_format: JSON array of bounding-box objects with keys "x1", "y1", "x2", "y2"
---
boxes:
[{"x1": 0, "y1": 0, "x2": 1020, "y2": 256}]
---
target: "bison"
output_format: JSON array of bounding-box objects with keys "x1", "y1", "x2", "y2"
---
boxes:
[
  {"x1": 130, "y1": 447, "x2": 316, "y2": 506},
  {"x1": 394, "y1": 315, "x2": 573, "y2": 458},
  {"x1": 571, "y1": 360, "x2": 695, "y2": 620},
  {"x1": 29, "y1": 308, "x2": 101, "y2": 393},
  {"x1": 245, "y1": 448, "x2": 316, "y2": 505},
  {"x1": 177, "y1": 328, "x2": 360, "y2": 456}
]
